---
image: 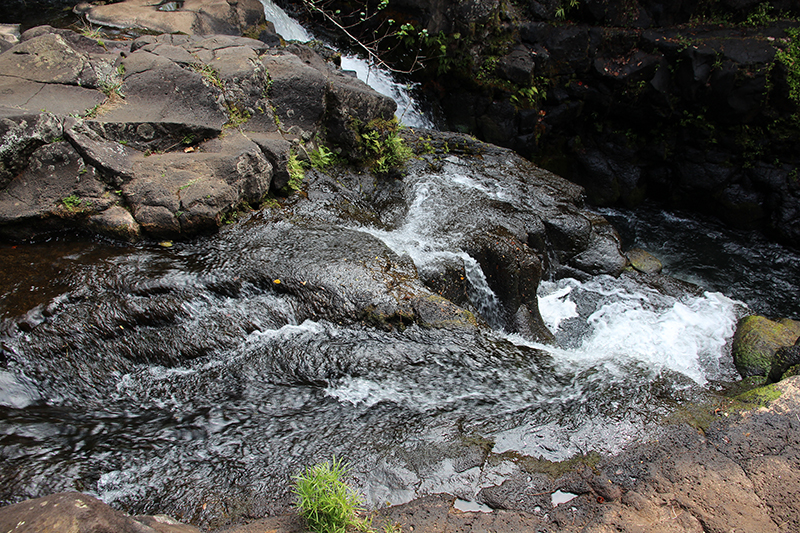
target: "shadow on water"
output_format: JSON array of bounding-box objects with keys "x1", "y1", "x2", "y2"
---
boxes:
[{"x1": 599, "y1": 203, "x2": 800, "y2": 319}]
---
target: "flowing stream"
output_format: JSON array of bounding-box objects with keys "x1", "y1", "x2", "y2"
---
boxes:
[
  {"x1": 0, "y1": 166, "x2": 781, "y2": 527},
  {"x1": 1, "y1": 2, "x2": 799, "y2": 529}
]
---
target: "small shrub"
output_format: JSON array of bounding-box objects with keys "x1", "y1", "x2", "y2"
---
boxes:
[
  {"x1": 360, "y1": 118, "x2": 412, "y2": 173},
  {"x1": 293, "y1": 457, "x2": 365, "y2": 533}
]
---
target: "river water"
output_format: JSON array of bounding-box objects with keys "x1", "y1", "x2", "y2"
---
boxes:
[
  {"x1": 1, "y1": 2, "x2": 799, "y2": 529},
  {"x1": 2, "y1": 167, "x2": 793, "y2": 527}
]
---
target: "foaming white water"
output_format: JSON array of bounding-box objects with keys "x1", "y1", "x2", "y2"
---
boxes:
[
  {"x1": 355, "y1": 176, "x2": 503, "y2": 324},
  {"x1": 536, "y1": 277, "x2": 742, "y2": 384},
  {"x1": 259, "y1": 0, "x2": 311, "y2": 41},
  {"x1": 339, "y1": 55, "x2": 434, "y2": 128},
  {"x1": 258, "y1": 0, "x2": 434, "y2": 127}
]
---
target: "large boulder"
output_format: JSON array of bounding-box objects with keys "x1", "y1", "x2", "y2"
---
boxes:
[{"x1": 732, "y1": 315, "x2": 800, "y2": 378}]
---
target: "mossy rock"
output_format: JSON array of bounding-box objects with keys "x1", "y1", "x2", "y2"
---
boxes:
[
  {"x1": 768, "y1": 343, "x2": 800, "y2": 383},
  {"x1": 734, "y1": 383, "x2": 783, "y2": 408},
  {"x1": 411, "y1": 294, "x2": 478, "y2": 329},
  {"x1": 732, "y1": 315, "x2": 800, "y2": 378},
  {"x1": 626, "y1": 248, "x2": 662, "y2": 274}
]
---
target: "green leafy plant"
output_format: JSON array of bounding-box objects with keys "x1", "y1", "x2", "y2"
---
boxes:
[
  {"x1": 510, "y1": 86, "x2": 541, "y2": 109},
  {"x1": 360, "y1": 119, "x2": 412, "y2": 173},
  {"x1": 745, "y1": 2, "x2": 777, "y2": 26},
  {"x1": 293, "y1": 457, "x2": 365, "y2": 533},
  {"x1": 309, "y1": 145, "x2": 336, "y2": 169},
  {"x1": 556, "y1": 0, "x2": 580, "y2": 20},
  {"x1": 287, "y1": 153, "x2": 306, "y2": 191},
  {"x1": 776, "y1": 27, "x2": 800, "y2": 109},
  {"x1": 61, "y1": 195, "x2": 83, "y2": 211}
]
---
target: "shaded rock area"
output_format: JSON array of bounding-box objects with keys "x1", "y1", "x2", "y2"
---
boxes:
[
  {"x1": 0, "y1": 26, "x2": 396, "y2": 241},
  {"x1": 305, "y1": 0, "x2": 800, "y2": 248}
]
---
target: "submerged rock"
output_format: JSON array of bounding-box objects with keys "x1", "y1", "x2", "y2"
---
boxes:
[{"x1": 626, "y1": 247, "x2": 663, "y2": 275}]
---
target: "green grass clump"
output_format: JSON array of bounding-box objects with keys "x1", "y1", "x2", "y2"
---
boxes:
[{"x1": 293, "y1": 457, "x2": 365, "y2": 533}]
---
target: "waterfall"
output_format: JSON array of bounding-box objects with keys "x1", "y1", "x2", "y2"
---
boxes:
[{"x1": 257, "y1": 0, "x2": 435, "y2": 128}]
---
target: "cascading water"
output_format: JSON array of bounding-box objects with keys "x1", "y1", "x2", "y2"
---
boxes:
[
  {"x1": 1, "y1": 2, "x2": 797, "y2": 529},
  {"x1": 257, "y1": 0, "x2": 435, "y2": 128},
  {"x1": 0, "y1": 153, "x2": 752, "y2": 527}
]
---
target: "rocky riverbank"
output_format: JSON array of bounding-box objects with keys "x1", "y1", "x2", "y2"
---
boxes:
[{"x1": 0, "y1": 2, "x2": 799, "y2": 533}]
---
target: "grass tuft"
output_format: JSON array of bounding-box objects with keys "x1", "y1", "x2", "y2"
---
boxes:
[{"x1": 293, "y1": 457, "x2": 365, "y2": 533}]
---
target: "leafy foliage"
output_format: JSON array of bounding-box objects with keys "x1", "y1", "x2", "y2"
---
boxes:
[
  {"x1": 556, "y1": 0, "x2": 580, "y2": 20},
  {"x1": 287, "y1": 153, "x2": 306, "y2": 191},
  {"x1": 360, "y1": 118, "x2": 412, "y2": 173},
  {"x1": 309, "y1": 145, "x2": 336, "y2": 169},
  {"x1": 61, "y1": 195, "x2": 83, "y2": 210},
  {"x1": 776, "y1": 28, "x2": 800, "y2": 109}
]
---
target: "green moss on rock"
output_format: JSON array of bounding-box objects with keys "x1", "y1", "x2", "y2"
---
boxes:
[
  {"x1": 734, "y1": 382, "x2": 783, "y2": 408},
  {"x1": 732, "y1": 315, "x2": 800, "y2": 378}
]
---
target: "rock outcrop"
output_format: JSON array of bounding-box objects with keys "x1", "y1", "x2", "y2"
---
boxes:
[
  {"x1": 0, "y1": 492, "x2": 201, "y2": 533},
  {"x1": 732, "y1": 314, "x2": 800, "y2": 378},
  {"x1": 79, "y1": 0, "x2": 266, "y2": 37},
  {"x1": 0, "y1": 27, "x2": 396, "y2": 241}
]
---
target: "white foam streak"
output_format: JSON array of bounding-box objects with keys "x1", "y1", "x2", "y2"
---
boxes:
[{"x1": 537, "y1": 284, "x2": 578, "y2": 333}]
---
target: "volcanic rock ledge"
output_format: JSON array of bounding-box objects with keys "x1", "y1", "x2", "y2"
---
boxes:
[{"x1": 0, "y1": 26, "x2": 396, "y2": 241}]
